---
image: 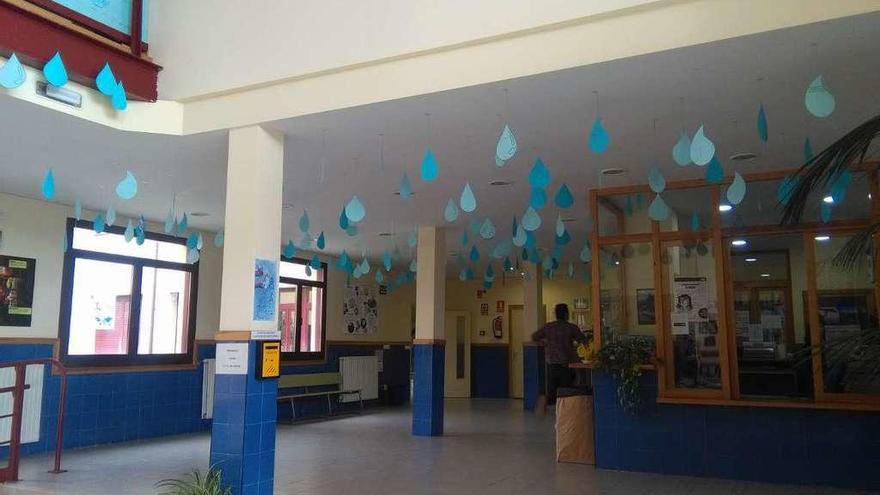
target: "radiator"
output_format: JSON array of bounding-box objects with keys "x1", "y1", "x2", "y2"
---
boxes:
[
  {"x1": 0, "y1": 364, "x2": 44, "y2": 445},
  {"x1": 339, "y1": 356, "x2": 378, "y2": 403},
  {"x1": 201, "y1": 359, "x2": 215, "y2": 419}
]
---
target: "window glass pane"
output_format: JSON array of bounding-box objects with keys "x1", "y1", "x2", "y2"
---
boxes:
[
  {"x1": 659, "y1": 187, "x2": 714, "y2": 232},
  {"x1": 662, "y1": 240, "x2": 721, "y2": 390},
  {"x1": 598, "y1": 194, "x2": 649, "y2": 234},
  {"x1": 72, "y1": 227, "x2": 187, "y2": 263},
  {"x1": 598, "y1": 242, "x2": 656, "y2": 352},
  {"x1": 597, "y1": 199, "x2": 621, "y2": 236},
  {"x1": 68, "y1": 259, "x2": 133, "y2": 355},
  {"x1": 279, "y1": 285, "x2": 298, "y2": 353},
  {"x1": 280, "y1": 260, "x2": 323, "y2": 282},
  {"x1": 729, "y1": 234, "x2": 814, "y2": 398},
  {"x1": 814, "y1": 234, "x2": 879, "y2": 394},
  {"x1": 138, "y1": 268, "x2": 190, "y2": 355},
  {"x1": 298, "y1": 286, "x2": 324, "y2": 353}
]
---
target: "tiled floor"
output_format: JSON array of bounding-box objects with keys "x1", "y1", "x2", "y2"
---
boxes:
[{"x1": 0, "y1": 400, "x2": 868, "y2": 494}]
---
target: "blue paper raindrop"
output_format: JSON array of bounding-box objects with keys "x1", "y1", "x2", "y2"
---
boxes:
[
  {"x1": 299, "y1": 210, "x2": 310, "y2": 232},
  {"x1": 496, "y1": 125, "x2": 517, "y2": 162},
  {"x1": 197, "y1": 233, "x2": 204, "y2": 250},
  {"x1": 726, "y1": 172, "x2": 747, "y2": 205},
  {"x1": 187, "y1": 248, "x2": 200, "y2": 264},
  {"x1": 648, "y1": 194, "x2": 670, "y2": 221},
  {"x1": 528, "y1": 158, "x2": 550, "y2": 188},
  {"x1": 337, "y1": 251, "x2": 351, "y2": 271},
  {"x1": 43, "y1": 52, "x2": 68, "y2": 87},
  {"x1": 164, "y1": 208, "x2": 175, "y2": 234},
  {"x1": 111, "y1": 82, "x2": 127, "y2": 111},
  {"x1": 339, "y1": 207, "x2": 350, "y2": 230},
  {"x1": 705, "y1": 157, "x2": 724, "y2": 184},
  {"x1": 459, "y1": 268, "x2": 468, "y2": 281},
  {"x1": 186, "y1": 232, "x2": 199, "y2": 250},
  {"x1": 317, "y1": 231, "x2": 326, "y2": 250},
  {"x1": 479, "y1": 218, "x2": 496, "y2": 239},
  {"x1": 124, "y1": 220, "x2": 134, "y2": 242},
  {"x1": 421, "y1": 148, "x2": 438, "y2": 182},
  {"x1": 115, "y1": 171, "x2": 138, "y2": 200},
  {"x1": 408, "y1": 229, "x2": 418, "y2": 248},
  {"x1": 40, "y1": 169, "x2": 56, "y2": 200},
  {"x1": 0, "y1": 53, "x2": 26, "y2": 89},
  {"x1": 383, "y1": 251, "x2": 392, "y2": 271},
  {"x1": 375, "y1": 270, "x2": 384, "y2": 284},
  {"x1": 805, "y1": 75, "x2": 835, "y2": 118},
  {"x1": 409, "y1": 259, "x2": 417, "y2": 273},
  {"x1": 513, "y1": 224, "x2": 527, "y2": 247},
  {"x1": 214, "y1": 230, "x2": 224, "y2": 248},
  {"x1": 579, "y1": 241, "x2": 592, "y2": 263},
  {"x1": 460, "y1": 182, "x2": 477, "y2": 213},
  {"x1": 345, "y1": 196, "x2": 366, "y2": 223},
  {"x1": 177, "y1": 213, "x2": 189, "y2": 235},
  {"x1": 589, "y1": 117, "x2": 610, "y2": 154},
  {"x1": 555, "y1": 214, "x2": 565, "y2": 237},
  {"x1": 106, "y1": 206, "x2": 116, "y2": 226},
  {"x1": 648, "y1": 166, "x2": 666, "y2": 193},
  {"x1": 444, "y1": 198, "x2": 459, "y2": 222},
  {"x1": 283, "y1": 240, "x2": 296, "y2": 259},
  {"x1": 521, "y1": 206, "x2": 541, "y2": 231},
  {"x1": 399, "y1": 173, "x2": 412, "y2": 199},
  {"x1": 554, "y1": 183, "x2": 574, "y2": 209},
  {"x1": 672, "y1": 132, "x2": 692, "y2": 166},
  {"x1": 469, "y1": 245, "x2": 480, "y2": 262},
  {"x1": 310, "y1": 255, "x2": 321, "y2": 270},
  {"x1": 757, "y1": 104, "x2": 769, "y2": 143},
  {"x1": 93, "y1": 213, "x2": 106, "y2": 233},
  {"x1": 529, "y1": 187, "x2": 547, "y2": 209},
  {"x1": 95, "y1": 63, "x2": 116, "y2": 96},
  {"x1": 690, "y1": 125, "x2": 715, "y2": 166}
]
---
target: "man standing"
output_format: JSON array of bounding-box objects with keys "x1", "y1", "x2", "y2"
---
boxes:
[{"x1": 531, "y1": 303, "x2": 587, "y2": 412}]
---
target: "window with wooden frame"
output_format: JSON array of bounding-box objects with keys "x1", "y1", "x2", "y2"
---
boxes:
[
  {"x1": 58, "y1": 218, "x2": 198, "y2": 368},
  {"x1": 590, "y1": 165, "x2": 880, "y2": 410},
  {"x1": 279, "y1": 258, "x2": 327, "y2": 362}
]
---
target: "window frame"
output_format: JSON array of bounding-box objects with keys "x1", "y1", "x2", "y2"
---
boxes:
[
  {"x1": 58, "y1": 218, "x2": 199, "y2": 368},
  {"x1": 279, "y1": 257, "x2": 328, "y2": 363}
]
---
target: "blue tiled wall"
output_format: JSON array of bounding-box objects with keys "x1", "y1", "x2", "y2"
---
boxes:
[
  {"x1": 471, "y1": 344, "x2": 508, "y2": 398},
  {"x1": 412, "y1": 343, "x2": 444, "y2": 436},
  {"x1": 593, "y1": 371, "x2": 880, "y2": 491},
  {"x1": 276, "y1": 344, "x2": 410, "y2": 420},
  {"x1": 523, "y1": 344, "x2": 544, "y2": 411},
  {"x1": 0, "y1": 342, "x2": 215, "y2": 460},
  {"x1": 210, "y1": 342, "x2": 277, "y2": 495}
]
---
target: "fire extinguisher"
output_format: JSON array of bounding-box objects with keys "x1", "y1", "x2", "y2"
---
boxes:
[{"x1": 492, "y1": 316, "x2": 503, "y2": 339}]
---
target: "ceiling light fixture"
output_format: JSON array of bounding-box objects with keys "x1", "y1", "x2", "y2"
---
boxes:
[
  {"x1": 393, "y1": 191, "x2": 415, "y2": 196},
  {"x1": 378, "y1": 232, "x2": 393, "y2": 237},
  {"x1": 814, "y1": 235, "x2": 831, "y2": 242},
  {"x1": 745, "y1": 257, "x2": 757, "y2": 262},
  {"x1": 718, "y1": 204, "x2": 733, "y2": 212},
  {"x1": 489, "y1": 180, "x2": 514, "y2": 186},
  {"x1": 189, "y1": 212, "x2": 210, "y2": 217},
  {"x1": 731, "y1": 239, "x2": 748, "y2": 247},
  {"x1": 600, "y1": 168, "x2": 627, "y2": 176},
  {"x1": 730, "y1": 152, "x2": 757, "y2": 162},
  {"x1": 823, "y1": 195, "x2": 834, "y2": 204},
  {"x1": 760, "y1": 273, "x2": 771, "y2": 278}
]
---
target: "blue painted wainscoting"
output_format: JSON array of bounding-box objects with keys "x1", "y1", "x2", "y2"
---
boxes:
[
  {"x1": 593, "y1": 371, "x2": 880, "y2": 491},
  {"x1": 0, "y1": 341, "x2": 215, "y2": 460},
  {"x1": 411, "y1": 342, "x2": 444, "y2": 436},
  {"x1": 470, "y1": 343, "x2": 508, "y2": 399},
  {"x1": 523, "y1": 343, "x2": 545, "y2": 411}
]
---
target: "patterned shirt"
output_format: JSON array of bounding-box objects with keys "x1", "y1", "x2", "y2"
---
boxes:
[{"x1": 531, "y1": 320, "x2": 587, "y2": 364}]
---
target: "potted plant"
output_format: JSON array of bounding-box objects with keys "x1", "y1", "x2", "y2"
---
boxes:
[{"x1": 593, "y1": 338, "x2": 653, "y2": 414}]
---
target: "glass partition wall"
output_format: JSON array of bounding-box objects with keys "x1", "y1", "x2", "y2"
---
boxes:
[{"x1": 590, "y1": 167, "x2": 880, "y2": 408}]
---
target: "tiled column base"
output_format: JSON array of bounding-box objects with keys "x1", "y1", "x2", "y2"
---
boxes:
[
  {"x1": 523, "y1": 343, "x2": 544, "y2": 411},
  {"x1": 412, "y1": 343, "x2": 444, "y2": 436},
  {"x1": 209, "y1": 341, "x2": 278, "y2": 495}
]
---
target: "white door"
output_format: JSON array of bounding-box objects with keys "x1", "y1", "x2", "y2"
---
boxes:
[
  {"x1": 509, "y1": 306, "x2": 524, "y2": 399},
  {"x1": 444, "y1": 311, "x2": 471, "y2": 398}
]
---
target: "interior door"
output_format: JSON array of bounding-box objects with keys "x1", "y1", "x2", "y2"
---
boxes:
[
  {"x1": 509, "y1": 305, "x2": 524, "y2": 399},
  {"x1": 444, "y1": 311, "x2": 471, "y2": 398}
]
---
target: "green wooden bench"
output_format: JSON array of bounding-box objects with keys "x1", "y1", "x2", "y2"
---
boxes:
[{"x1": 277, "y1": 372, "x2": 363, "y2": 422}]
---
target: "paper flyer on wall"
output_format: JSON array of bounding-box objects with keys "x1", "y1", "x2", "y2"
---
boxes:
[{"x1": 672, "y1": 276, "x2": 709, "y2": 323}]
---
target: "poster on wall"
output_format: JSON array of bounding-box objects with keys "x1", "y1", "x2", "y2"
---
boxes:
[
  {"x1": 672, "y1": 277, "x2": 709, "y2": 323},
  {"x1": 343, "y1": 285, "x2": 378, "y2": 335},
  {"x1": 0, "y1": 256, "x2": 36, "y2": 327},
  {"x1": 253, "y1": 258, "x2": 278, "y2": 321}
]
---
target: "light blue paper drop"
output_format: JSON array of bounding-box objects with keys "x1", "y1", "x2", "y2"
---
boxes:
[
  {"x1": 522, "y1": 207, "x2": 541, "y2": 231},
  {"x1": 164, "y1": 208, "x2": 175, "y2": 234},
  {"x1": 42, "y1": 169, "x2": 56, "y2": 200},
  {"x1": 95, "y1": 63, "x2": 116, "y2": 96},
  {"x1": 705, "y1": 157, "x2": 724, "y2": 184},
  {"x1": 495, "y1": 156, "x2": 505, "y2": 167},
  {"x1": 803, "y1": 137, "x2": 814, "y2": 164},
  {"x1": 124, "y1": 220, "x2": 134, "y2": 242},
  {"x1": 187, "y1": 248, "x2": 200, "y2": 264},
  {"x1": 525, "y1": 231, "x2": 536, "y2": 249},
  {"x1": 197, "y1": 233, "x2": 204, "y2": 250},
  {"x1": 305, "y1": 265, "x2": 313, "y2": 277},
  {"x1": 74, "y1": 197, "x2": 82, "y2": 220},
  {"x1": 555, "y1": 183, "x2": 574, "y2": 209},
  {"x1": 529, "y1": 187, "x2": 547, "y2": 209},
  {"x1": 567, "y1": 262, "x2": 575, "y2": 279},
  {"x1": 409, "y1": 259, "x2": 417, "y2": 273},
  {"x1": 115, "y1": 171, "x2": 138, "y2": 200},
  {"x1": 399, "y1": 173, "x2": 412, "y2": 199},
  {"x1": 496, "y1": 125, "x2": 517, "y2": 162},
  {"x1": 383, "y1": 251, "x2": 392, "y2": 271},
  {"x1": 214, "y1": 230, "x2": 224, "y2": 248},
  {"x1": 444, "y1": 198, "x2": 459, "y2": 222},
  {"x1": 726, "y1": 172, "x2": 747, "y2": 205},
  {"x1": 310, "y1": 255, "x2": 321, "y2": 270},
  {"x1": 317, "y1": 231, "x2": 326, "y2": 250},
  {"x1": 408, "y1": 229, "x2": 418, "y2": 248},
  {"x1": 375, "y1": 270, "x2": 384, "y2": 284},
  {"x1": 673, "y1": 132, "x2": 692, "y2": 166},
  {"x1": 820, "y1": 202, "x2": 832, "y2": 223},
  {"x1": 648, "y1": 166, "x2": 666, "y2": 193},
  {"x1": 589, "y1": 117, "x2": 611, "y2": 154},
  {"x1": 360, "y1": 258, "x2": 371, "y2": 275},
  {"x1": 111, "y1": 82, "x2": 127, "y2": 111},
  {"x1": 339, "y1": 207, "x2": 350, "y2": 230},
  {"x1": 528, "y1": 158, "x2": 550, "y2": 188},
  {"x1": 555, "y1": 214, "x2": 565, "y2": 237},
  {"x1": 479, "y1": 218, "x2": 496, "y2": 239},
  {"x1": 513, "y1": 224, "x2": 527, "y2": 247},
  {"x1": 352, "y1": 263, "x2": 363, "y2": 278},
  {"x1": 830, "y1": 170, "x2": 852, "y2": 203},
  {"x1": 757, "y1": 104, "x2": 769, "y2": 143},
  {"x1": 43, "y1": 52, "x2": 68, "y2": 87},
  {"x1": 469, "y1": 245, "x2": 480, "y2": 262},
  {"x1": 556, "y1": 229, "x2": 571, "y2": 246},
  {"x1": 106, "y1": 206, "x2": 116, "y2": 226},
  {"x1": 338, "y1": 251, "x2": 350, "y2": 271},
  {"x1": 460, "y1": 182, "x2": 477, "y2": 213},
  {"x1": 186, "y1": 232, "x2": 199, "y2": 250},
  {"x1": 177, "y1": 213, "x2": 189, "y2": 235},
  {"x1": 139, "y1": 223, "x2": 150, "y2": 246},
  {"x1": 690, "y1": 210, "x2": 700, "y2": 231},
  {"x1": 690, "y1": 125, "x2": 715, "y2": 166},
  {"x1": 0, "y1": 53, "x2": 26, "y2": 89},
  {"x1": 421, "y1": 148, "x2": 438, "y2": 182},
  {"x1": 777, "y1": 176, "x2": 798, "y2": 205},
  {"x1": 283, "y1": 240, "x2": 296, "y2": 259},
  {"x1": 648, "y1": 194, "x2": 670, "y2": 221},
  {"x1": 299, "y1": 210, "x2": 310, "y2": 232},
  {"x1": 805, "y1": 75, "x2": 835, "y2": 118},
  {"x1": 579, "y1": 241, "x2": 592, "y2": 263},
  {"x1": 345, "y1": 196, "x2": 366, "y2": 223},
  {"x1": 93, "y1": 213, "x2": 106, "y2": 233}
]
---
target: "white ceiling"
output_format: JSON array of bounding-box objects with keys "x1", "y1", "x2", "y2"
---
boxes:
[{"x1": 0, "y1": 12, "x2": 878, "y2": 271}]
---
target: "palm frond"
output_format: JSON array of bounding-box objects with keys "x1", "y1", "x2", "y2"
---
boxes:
[
  {"x1": 156, "y1": 468, "x2": 231, "y2": 495},
  {"x1": 830, "y1": 221, "x2": 880, "y2": 270},
  {"x1": 780, "y1": 114, "x2": 880, "y2": 226}
]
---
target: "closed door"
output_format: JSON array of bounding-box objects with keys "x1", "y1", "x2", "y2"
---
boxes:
[
  {"x1": 509, "y1": 305, "x2": 524, "y2": 399},
  {"x1": 445, "y1": 311, "x2": 471, "y2": 397}
]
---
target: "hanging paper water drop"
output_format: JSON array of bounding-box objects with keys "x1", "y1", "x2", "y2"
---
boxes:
[
  {"x1": 43, "y1": 52, "x2": 68, "y2": 87},
  {"x1": 690, "y1": 125, "x2": 715, "y2": 166},
  {"x1": 589, "y1": 117, "x2": 611, "y2": 154},
  {"x1": 805, "y1": 75, "x2": 835, "y2": 118},
  {"x1": 95, "y1": 63, "x2": 116, "y2": 96},
  {"x1": 421, "y1": 148, "x2": 438, "y2": 182},
  {"x1": 0, "y1": 53, "x2": 26, "y2": 89},
  {"x1": 496, "y1": 125, "x2": 517, "y2": 162},
  {"x1": 726, "y1": 172, "x2": 747, "y2": 205},
  {"x1": 554, "y1": 183, "x2": 574, "y2": 209},
  {"x1": 115, "y1": 171, "x2": 138, "y2": 200}
]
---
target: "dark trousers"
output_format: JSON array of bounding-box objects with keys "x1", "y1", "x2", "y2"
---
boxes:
[{"x1": 546, "y1": 363, "x2": 574, "y2": 406}]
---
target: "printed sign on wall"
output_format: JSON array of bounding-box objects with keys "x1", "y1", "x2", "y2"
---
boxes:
[
  {"x1": 0, "y1": 255, "x2": 36, "y2": 327},
  {"x1": 343, "y1": 285, "x2": 378, "y2": 335}
]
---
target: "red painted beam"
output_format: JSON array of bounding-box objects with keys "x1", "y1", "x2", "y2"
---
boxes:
[{"x1": 0, "y1": 1, "x2": 160, "y2": 101}]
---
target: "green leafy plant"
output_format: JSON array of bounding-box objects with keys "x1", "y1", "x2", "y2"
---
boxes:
[
  {"x1": 156, "y1": 468, "x2": 231, "y2": 495},
  {"x1": 594, "y1": 338, "x2": 653, "y2": 415}
]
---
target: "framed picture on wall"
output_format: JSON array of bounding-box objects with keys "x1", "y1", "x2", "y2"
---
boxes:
[{"x1": 636, "y1": 288, "x2": 655, "y2": 325}]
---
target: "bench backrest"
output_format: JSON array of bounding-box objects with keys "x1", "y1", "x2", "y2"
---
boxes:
[{"x1": 278, "y1": 372, "x2": 342, "y2": 389}]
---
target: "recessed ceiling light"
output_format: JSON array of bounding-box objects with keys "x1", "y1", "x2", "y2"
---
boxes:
[
  {"x1": 814, "y1": 235, "x2": 831, "y2": 242},
  {"x1": 730, "y1": 152, "x2": 757, "y2": 162},
  {"x1": 189, "y1": 212, "x2": 210, "y2": 217},
  {"x1": 731, "y1": 239, "x2": 748, "y2": 247},
  {"x1": 614, "y1": 260, "x2": 621, "y2": 265},
  {"x1": 600, "y1": 168, "x2": 627, "y2": 176},
  {"x1": 823, "y1": 195, "x2": 834, "y2": 204},
  {"x1": 489, "y1": 180, "x2": 514, "y2": 186},
  {"x1": 718, "y1": 204, "x2": 733, "y2": 212},
  {"x1": 282, "y1": 203, "x2": 295, "y2": 210},
  {"x1": 378, "y1": 232, "x2": 393, "y2": 237},
  {"x1": 562, "y1": 218, "x2": 578, "y2": 223},
  {"x1": 761, "y1": 273, "x2": 771, "y2": 278},
  {"x1": 393, "y1": 191, "x2": 415, "y2": 196},
  {"x1": 745, "y1": 257, "x2": 757, "y2": 262}
]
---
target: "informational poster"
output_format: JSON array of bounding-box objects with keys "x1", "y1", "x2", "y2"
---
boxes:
[
  {"x1": 253, "y1": 258, "x2": 278, "y2": 321},
  {"x1": 672, "y1": 277, "x2": 709, "y2": 323},
  {"x1": 0, "y1": 256, "x2": 36, "y2": 327},
  {"x1": 480, "y1": 303, "x2": 489, "y2": 316},
  {"x1": 217, "y1": 343, "x2": 249, "y2": 375},
  {"x1": 671, "y1": 311, "x2": 689, "y2": 335},
  {"x1": 343, "y1": 285, "x2": 378, "y2": 335}
]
